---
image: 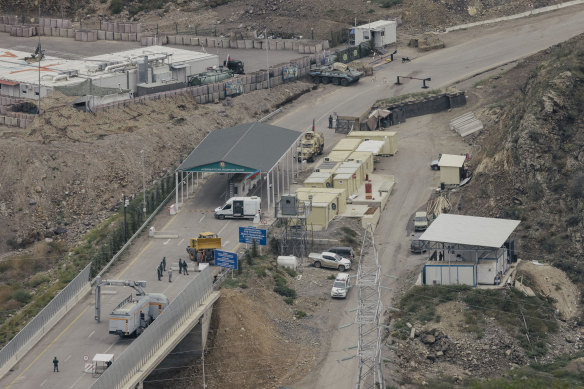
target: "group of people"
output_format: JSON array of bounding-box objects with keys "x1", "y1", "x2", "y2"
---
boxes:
[{"x1": 157, "y1": 257, "x2": 189, "y2": 282}]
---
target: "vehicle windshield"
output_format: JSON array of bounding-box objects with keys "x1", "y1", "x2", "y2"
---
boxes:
[
  {"x1": 333, "y1": 281, "x2": 346, "y2": 288},
  {"x1": 302, "y1": 143, "x2": 313, "y2": 148},
  {"x1": 331, "y1": 254, "x2": 341, "y2": 261},
  {"x1": 415, "y1": 217, "x2": 426, "y2": 222}
]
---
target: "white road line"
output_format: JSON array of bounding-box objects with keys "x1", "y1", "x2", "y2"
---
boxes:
[
  {"x1": 163, "y1": 239, "x2": 170, "y2": 245},
  {"x1": 64, "y1": 354, "x2": 72, "y2": 362},
  {"x1": 40, "y1": 379, "x2": 47, "y2": 387},
  {"x1": 88, "y1": 330, "x2": 95, "y2": 339},
  {"x1": 177, "y1": 238, "x2": 184, "y2": 246},
  {"x1": 104, "y1": 340, "x2": 117, "y2": 354},
  {"x1": 218, "y1": 222, "x2": 229, "y2": 235},
  {"x1": 199, "y1": 214, "x2": 206, "y2": 222},
  {"x1": 224, "y1": 240, "x2": 231, "y2": 247},
  {"x1": 68, "y1": 375, "x2": 83, "y2": 389}
]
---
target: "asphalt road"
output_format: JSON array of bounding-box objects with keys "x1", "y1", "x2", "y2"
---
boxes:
[{"x1": 1, "y1": 4, "x2": 583, "y2": 388}]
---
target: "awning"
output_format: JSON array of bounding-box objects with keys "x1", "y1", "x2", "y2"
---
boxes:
[
  {"x1": 0, "y1": 79, "x2": 19, "y2": 86},
  {"x1": 93, "y1": 353, "x2": 114, "y2": 362}
]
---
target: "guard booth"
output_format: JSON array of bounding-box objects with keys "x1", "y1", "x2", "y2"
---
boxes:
[{"x1": 92, "y1": 354, "x2": 114, "y2": 377}]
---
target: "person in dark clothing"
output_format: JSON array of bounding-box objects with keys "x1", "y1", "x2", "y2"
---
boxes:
[
  {"x1": 53, "y1": 356, "x2": 59, "y2": 372},
  {"x1": 182, "y1": 259, "x2": 189, "y2": 275},
  {"x1": 162, "y1": 257, "x2": 166, "y2": 271},
  {"x1": 328, "y1": 115, "x2": 333, "y2": 129},
  {"x1": 178, "y1": 259, "x2": 183, "y2": 274},
  {"x1": 157, "y1": 266, "x2": 162, "y2": 281},
  {"x1": 439, "y1": 251, "x2": 444, "y2": 261}
]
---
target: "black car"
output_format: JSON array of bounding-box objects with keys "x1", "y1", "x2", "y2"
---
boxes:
[{"x1": 327, "y1": 247, "x2": 355, "y2": 262}]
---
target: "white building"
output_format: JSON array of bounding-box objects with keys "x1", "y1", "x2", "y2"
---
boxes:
[
  {"x1": 353, "y1": 20, "x2": 397, "y2": 48},
  {"x1": 0, "y1": 46, "x2": 218, "y2": 105},
  {"x1": 419, "y1": 214, "x2": 520, "y2": 287}
]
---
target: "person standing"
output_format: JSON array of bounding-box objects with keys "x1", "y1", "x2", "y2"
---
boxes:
[
  {"x1": 182, "y1": 259, "x2": 189, "y2": 275},
  {"x1": 162, "y1": 257, "x2": 166, "y2": 271},
  {"x1": 328, "y1": 114, "x2": 333, "y2": 129},
  {"x1": 178, "y1": 259, "x2": 183, "y2": 274},
  {"x1": 157, "y1": 266, "x2": 162, "y2": 281},
  {"x1": 168, "y1": 268, "x2": 173, "y2": 283},
  {"x1": 53, "y1": 356, "x2": 59, "y2": 372}
]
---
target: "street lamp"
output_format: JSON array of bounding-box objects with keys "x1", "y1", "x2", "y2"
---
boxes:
[
  {"x1": 141, "y1": 150, "x2": 146, "y2": 213},
  {"x1": 122, "y1": 193, "x2": 128, "y2": 243}
]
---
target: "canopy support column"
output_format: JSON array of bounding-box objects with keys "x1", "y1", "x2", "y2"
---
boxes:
[
  {"x1": 266, "y1": 171, "x2": 271, "y2": 215},
  {"x1": 175, "y1": 171, "x2": 179, "y2": 211}
]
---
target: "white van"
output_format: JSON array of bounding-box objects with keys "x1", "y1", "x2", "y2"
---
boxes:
[
  {"x1": 331, "y1": 273, "x2": 351, "y2": 299},
  {"x1": 214, "y1": 196, "x2": 261, "y2": 220}
]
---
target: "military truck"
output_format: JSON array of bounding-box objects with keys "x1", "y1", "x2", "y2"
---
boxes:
[
  {"x1": 309, "y1": 62, "x2": 363, "y2": 86},
  {"x1": 297, "y1": 131, "x2": 324, "y2": 162},
  {"x1": 186, "y1": 232, "x2": 222, "y2": 262}
]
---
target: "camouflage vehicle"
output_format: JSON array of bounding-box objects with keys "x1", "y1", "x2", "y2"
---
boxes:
[
  {"x1": 309, "y1": 62, "x2": 363, "y2": 86},
  {"x1": 297, "y1": 131, "x2": 324, "y2": 162}
]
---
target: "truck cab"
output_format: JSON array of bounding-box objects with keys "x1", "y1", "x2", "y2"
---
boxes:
[{"x1": 414, "y1": 211, "x2": 429, "y2": 231}]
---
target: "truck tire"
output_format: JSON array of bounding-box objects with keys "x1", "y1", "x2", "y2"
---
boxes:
[
  {"x1": 322, "y1": 77, "x2": 330, "y2": 84},
  {"x1": 332, "y1": 78, "x2": 340, "y2": 85},
  {"x1": 308, "y1": 155, "x2": 315, "y2": 163},
  {"x1": 218, "y1": 214, "x2": 225, "y2": 220},
  {"x1": 341, "y1": 79, "x2": 348, "y2": 86},
  {"x1": 338, "y1": 265, "x2": 346, "y2": 272},
  {"x1": 314, "y1": 261, "x2": 321, "y2": 268},
  {"x1": 312, "y1": 76, "x2": 321, "y2": 84}
]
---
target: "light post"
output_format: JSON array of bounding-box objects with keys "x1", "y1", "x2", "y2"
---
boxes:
[
  {"x1": 122, "y1": 193, "x2": 128, "y2": 243},
  {"x1": 141, "y1": 150, "x2": 146, "y2": 213},
  {"x1": 265, "y1": 28, "x2": 270, "y2": 90}
]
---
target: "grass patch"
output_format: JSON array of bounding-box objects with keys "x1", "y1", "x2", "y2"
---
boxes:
[{"x1": 370, "y1": 0, "x2": 402, "y2": 8}]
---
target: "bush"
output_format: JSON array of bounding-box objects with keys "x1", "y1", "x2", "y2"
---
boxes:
[
  {"x1": 11, "y1": 289, "x2": 32, "y2": 304},
  {"x1": 283, "y1": 267, "x2": 297, "y2": 278},
  {"x1": 274, "y1": 285, "x2": 297, "y2": 299},
  {"x1": 284, "y1": 297, "x2": 294, "y2": 305},
  {"x1": 294, "y1": 310, "x2": 307, "y2": 318},
  {"x1": 109, "y1": 0, "x2": 123, "y2": 14},
  {"x1": 27, "y1": 274, "x2": 50, "y2": 288},
  {"x1": 255, "y1": 267, "x2": 267, "y2": 278}
]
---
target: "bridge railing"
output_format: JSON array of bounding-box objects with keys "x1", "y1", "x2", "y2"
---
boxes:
[
  {"x1": 91, "y1": 266, "x2": 213, "y2": 389},
  {"x1": 0, "y1": 263, "x2": 92, "y2": 378}
]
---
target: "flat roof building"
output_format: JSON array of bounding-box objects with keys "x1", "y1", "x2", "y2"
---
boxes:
[{"x1": 353, "y1": 20, "x2": 397, "y2": 48}]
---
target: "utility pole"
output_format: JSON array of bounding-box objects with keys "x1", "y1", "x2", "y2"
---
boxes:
[
  {"x1": 201, "y1": 349, "x2": 206, "y2": 388},
  {"x1": 141, "y1": 150, "x2": 146, "y2": 213},
  {"x1": 37, "y1": 0, "x2": 41, "y2": 115},
  {"x1": 265, "y1": 28, "x2": 270, "y2": 90},
  {"x1": 123, "y1": 193, "x2": 128, "y2": 243}
]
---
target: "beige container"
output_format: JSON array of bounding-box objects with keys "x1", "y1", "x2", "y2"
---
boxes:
[
  {"x1": 315, "y1": 160, "x2": 340, "y2": 175},
  {"x1": 304, "y1": 172, "x2": 333, "y2": 189},
  {"x1": 347, "y1": 131, "x2": 398, "y2": 155},
  {"x1": 438, "y1": 154, "x2": 466, "y2": 185},
  {"x1": 326, "y1": 150, "x2": 352, "y2": 162},
  {"x1": 333, "y1": 137, "x2": 362, "y2": 152},
  {"x1": 296, "y1": 188, "x2": 347, "y2": 216},
  {"x1": 348, "y1": 151, "x2": 374, "y2": 175},
  {"x1": 339, "y1": 161, "x2": 364, "y2": 186},
  {"x1": 333, "y1": 173, "x2": 356, "y2": 197}
]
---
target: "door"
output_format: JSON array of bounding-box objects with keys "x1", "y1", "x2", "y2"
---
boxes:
[
  {"x1": 233, "y1": 200, "x2": 244, "y2": 217},
  {"x1": 321, "y1": 254, "x2": 336, "y2": 269}
]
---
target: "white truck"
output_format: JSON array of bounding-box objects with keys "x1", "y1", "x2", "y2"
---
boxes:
[
  {"x1": 109, "y1": 293, "x2": 169, "y2": 337},
  {"x1": 308, "y1": 251, "x2": 351, "y2": 271},
  {"x1": 214, "y1": 196, "x2": 261, "y2": 220},
  {"x1": 331, "y1": 273, "x2": 351, "y2": 299}
]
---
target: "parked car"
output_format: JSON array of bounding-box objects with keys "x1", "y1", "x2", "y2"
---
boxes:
[
  {"x1": 430, "y1": 154, "x2": 442, "y2": 170},
  {"x1": 414, "y1": 211, "x2": 429, "y2": 231},
  {"x1": 331, "y1": 273, "x2": 351, "y2": 299},
  {"x1": 326, "y1": 246, "x2": 355, "y2": 262},
  {"x1": 410, "y1": 232, "x2": 426, "y2": 254},
  {"x1": 308, "y1": 252, "x2": 351, "y2": 271}
]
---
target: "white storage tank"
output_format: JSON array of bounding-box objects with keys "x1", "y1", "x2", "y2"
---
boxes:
[{"x1": 277, "y1": 255, "x2": 298, "y2": 270}]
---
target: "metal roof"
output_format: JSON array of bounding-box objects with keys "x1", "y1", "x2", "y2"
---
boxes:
[
  {"x1": 177, "y1": 123, "x2": 301, "y2": 173},
  {"x1": 438, "y1": 154, "x2": 466, "y2": 168},
  {"x1": 420, "y1": 214, "x2": 520, "y2": 248},
  {"x1": 355, "y1": 20, "x2": 397, "y2": 30}
]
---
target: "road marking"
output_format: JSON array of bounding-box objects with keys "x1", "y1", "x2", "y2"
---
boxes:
[
  {"x1": 199, "y1": 214, "x2": 206, "y2": 222},
  {"x1": 64, "y1": 354, "x2": 72, "y2": 362},
  {"x1": 88, "y1": 330, "x2": 95, "y2": 339},
  {"x1": 217, "y1": 222, "x2": 229, "y2": 235},
  {"x1": 104, "y1": 339, "x2": 118, "y2": 354},
  {"x1": 224, "y1": 240, "x2": 231, "y2": 248},
  {"x1": 116, "y1": 214, "x2": 177, "y2": 279},
  {"x1": 40, "y1": 379, "x2": 47, "y2": 387},
  {"x1": 68, "y1": 375, "x2": 83, "y2": 389},
  {"x1": 6, "y1": 305, "x2": 90, "y2": 389},
  {"x1": 163, "y1": 239, "x2": 170, "y2": 245},
  {"x1": 177, "y1": 238, "x2": 184, "y2": 246}
]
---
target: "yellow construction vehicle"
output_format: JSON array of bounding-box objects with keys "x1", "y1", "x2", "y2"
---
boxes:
[{"x1": 186, "y1": 232, "x2": 221, "y2": 263}]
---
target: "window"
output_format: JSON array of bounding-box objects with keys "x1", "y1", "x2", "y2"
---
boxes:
[{"x1": 363, "y1": 32, "x2": 370, "y2": 40}]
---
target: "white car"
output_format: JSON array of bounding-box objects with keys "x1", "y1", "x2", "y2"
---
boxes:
[{"x1": 331, "y1": 273, "x2": 351, "y2": 299}]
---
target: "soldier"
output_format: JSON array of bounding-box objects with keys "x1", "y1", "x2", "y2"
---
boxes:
[
  {"x1": 157, "y1": 266, "x2": 162, "y2": 281},
  {"x1": 182, "y1": 259, "x2": 189, "y2": 276},
  {"x1": 162, "y1": 257, "x2": 166, "y2": 271},
  {"x1": 53, "y1": 356, "x2": 59, "y2": 372},
  {"x1": 168, "y1": 268, "x2": 173, "y2": 283},
  {"x1": 328, "y1": 114, "x2": 333, "y2": 129},
  {"x1": 178, "y1": 259, "x2": 183, "y2": 274}
]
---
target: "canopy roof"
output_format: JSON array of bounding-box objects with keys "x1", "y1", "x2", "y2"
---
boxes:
[
  {"x1": 439, "y1": 154, "x2": 466, "y2": 168},
  {"x1": 420, "y1": 214, "x2": 520, "y2": 248},
  {"x1": 93, "y1": 354, "x2": 114, "y2": 362},
  {"x1": 177, "y1": 123, "x2": 301, "y2": 173}
]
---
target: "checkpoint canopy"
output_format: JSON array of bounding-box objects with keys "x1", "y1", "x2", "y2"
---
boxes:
[{"x1": 177, "y1": 123, "x2": 302, "y2": 174}]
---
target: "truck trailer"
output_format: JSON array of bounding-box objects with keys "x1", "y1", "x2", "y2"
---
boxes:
[
  {"x1": 214, "y1": 196, "x2": 261, "y2": 220},
  {"x1": 109, "y1": 293, "x2": 169, "y2": 337}
]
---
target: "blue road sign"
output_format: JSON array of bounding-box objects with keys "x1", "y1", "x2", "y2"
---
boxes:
[
  {"x1": 214, "y1": 250, "x2": 238, "y2": 270},
  {"x1": 238, "y1": 226, "x2": 267, "y2": 246}
]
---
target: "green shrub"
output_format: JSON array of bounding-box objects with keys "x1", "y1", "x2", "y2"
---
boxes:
[
  {"x1": 294, "y1": 310, "x2": 307, "y2": 318},
  {"x1": 27, "y1": 274, "x2": 50, "y2": 288},
  {"x1": 274, "y1": 285, "x2": 296, "y2": 299},
  {"x1": 109, "y1": 0, "x2": 123, "y2": 14},
  {"x1": 327, "y1": 274, "x2": 336, "y2": 280},
  {"x1": 11, "y1": 289, "x2": 32, "y2": 304},
  {"x1": 255, "y1": 267, "x2": 267, "y2": 278},
  {"x1": 283, "y1": 267, "x2": 297, "y2": 278},
  {"x1": 284, "y1": 297, "x2": 294, "y2": 305}
]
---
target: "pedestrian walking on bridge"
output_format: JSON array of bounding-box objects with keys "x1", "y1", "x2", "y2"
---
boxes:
[
  {"x1": 168, "y1": 268, "x2": 173, "y2": 283},
  {"x1": 162, "y1": 257, "x2": 166, "y2": 271},
  {"x1": 53, "y1": 356, "x2": 59, "y2": 372},
  {"x1": 182, "y1": 258, "x2": 189, "y2": 275}
]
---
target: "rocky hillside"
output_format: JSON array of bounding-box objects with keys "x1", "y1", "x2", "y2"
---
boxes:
[{"x1": 460, "y1": 33, "x2": 584, "y2": 286}]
